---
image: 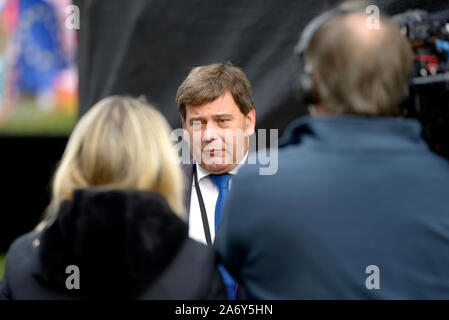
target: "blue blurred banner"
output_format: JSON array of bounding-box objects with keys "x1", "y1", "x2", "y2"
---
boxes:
[{"x1": 15, "y1": 0, "x2": 67, "y2": 94}]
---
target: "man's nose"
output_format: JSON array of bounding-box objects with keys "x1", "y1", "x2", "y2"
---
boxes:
[{"x1": 202, "y1": 123, "x2": 220, "y2": 142}]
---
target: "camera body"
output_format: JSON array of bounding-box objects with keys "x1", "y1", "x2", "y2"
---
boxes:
[{"x1": 395, "y1": 9, "x2": 449, "y2": 157}]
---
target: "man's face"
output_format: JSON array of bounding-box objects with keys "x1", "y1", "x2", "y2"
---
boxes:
[{"x1": 182, "y1": 90, "x2": 255, "y2": 174}]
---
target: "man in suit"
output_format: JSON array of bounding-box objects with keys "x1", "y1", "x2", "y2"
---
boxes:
[
  {"x1": 175, "y1": 62, "x2": 256, "y2": 299},
  {"x1": 214, "y1": 6, "x2": 449, "y2": 299}
]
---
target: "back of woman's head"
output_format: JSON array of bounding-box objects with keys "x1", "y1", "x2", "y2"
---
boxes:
[{"x1": 37, "y1": 96, "x2": 184, "y2": 230}]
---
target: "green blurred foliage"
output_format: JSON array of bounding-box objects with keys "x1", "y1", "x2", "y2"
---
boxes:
[
  {"x1": 0, "y1": 253, "x2": 5, "y2": 281},
  {"x1": 0, "y1": 97, "x2": 76, "y2": 136}
]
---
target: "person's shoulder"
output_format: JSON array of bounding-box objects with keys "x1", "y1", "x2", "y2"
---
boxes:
[
  {"x1": 2, "y1": 230, "x2": 40, "y2": 283},
  {"x1": 178, "y1": 239, "x2": 226, "y2": 297},
  {"x1": 156, "y1": 237, "x2": 217, "y2": 274},
  {"x1": 181, "y1": 162, "x2": 194, "y2": 176},
  {"x1": 171, "y1": 237, "x2": 220, "y2": 279},
  {"x1": 139, "y1": 237, "x2": 221, "y2": 299},
  {"x1": 237, "y1": 146, "x2": 304, "y2": 181},
  {"x1": 6, "y1": 231, "x2": 40, "y2": 259},
  {"x1": 180, "y1": 238, "x2": 217, "y2": 264}
]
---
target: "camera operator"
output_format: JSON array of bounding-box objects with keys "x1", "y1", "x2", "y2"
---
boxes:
[{"x1": 214, "y1": 3, "x2": 449, "y2": 299}]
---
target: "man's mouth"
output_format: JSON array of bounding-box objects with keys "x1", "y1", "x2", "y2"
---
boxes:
[{"x1": 203, "y1": 148, "x2": 225, "y2": 157}]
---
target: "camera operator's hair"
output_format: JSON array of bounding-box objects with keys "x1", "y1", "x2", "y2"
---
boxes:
[
  {"x1": 306, "y1": 12, "x2": 414, "y2": 115},
  {"x1": 176, "y1": 62, "x2": 254, "y2": 120},
  {"x1": 36, "y1": 96, "x2": 185, "y2": 230}
]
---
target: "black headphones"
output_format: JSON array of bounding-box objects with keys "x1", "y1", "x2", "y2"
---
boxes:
[
  {"x1": 293, "y1": 7, "x2": 361, "y2": 105},
  {"x1": 293, "y1": 6, "x2": 410, "y2": 106}
]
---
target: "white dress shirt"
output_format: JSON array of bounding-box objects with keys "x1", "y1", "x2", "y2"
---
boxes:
[{"x1": 188, "y1": 153, "x2": 248, "y2": 245}]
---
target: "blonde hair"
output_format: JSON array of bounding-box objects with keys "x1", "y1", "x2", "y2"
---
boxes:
[{"x1": 36, "y1": 96, "x2": 185, "y2": 231}]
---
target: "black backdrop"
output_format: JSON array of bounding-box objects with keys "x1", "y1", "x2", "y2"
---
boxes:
[
  {"x1": 74, "y1": 0, "x2": 449, "y2": 135},
  {"x1": 2, "y1": 0, "x2": 449, "y2": 251},
  {"x1": 0, "y1": 137, "x2": 67, "y2": 252}
]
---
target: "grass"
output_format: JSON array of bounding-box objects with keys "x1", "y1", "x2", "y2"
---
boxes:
[
  {"x1": 0, "y1": 97, "x2": 76, "y2": 136},
  {"x1": 0, "y1": 253, "x2": 5, "y2": 281}
]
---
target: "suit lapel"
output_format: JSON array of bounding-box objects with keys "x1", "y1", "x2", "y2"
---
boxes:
[{"x1": 181, "y1": 163, "x2": 194, "y2": 221}]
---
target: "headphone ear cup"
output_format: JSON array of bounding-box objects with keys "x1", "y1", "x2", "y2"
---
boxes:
[{"x1": 292, "y1": 7, "x2": 364, "y2": 108}]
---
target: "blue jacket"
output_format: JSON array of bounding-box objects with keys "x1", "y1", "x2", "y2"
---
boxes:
[{"x1": 214, "y1": 114, "x2": 449, "y2": 299}]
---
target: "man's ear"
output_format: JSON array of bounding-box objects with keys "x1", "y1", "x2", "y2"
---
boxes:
[{"x1": 245, "y1": 107, "x2": 256, "y2": 136}]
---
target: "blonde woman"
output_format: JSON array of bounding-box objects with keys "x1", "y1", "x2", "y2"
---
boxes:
[{"x1": 0, "y1": 96, "x2": 226, "y2": 299}]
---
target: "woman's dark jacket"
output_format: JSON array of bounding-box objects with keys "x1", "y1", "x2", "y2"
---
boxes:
[{"x1": 0, "y1": 188, "x2": 226, "y2": 299}]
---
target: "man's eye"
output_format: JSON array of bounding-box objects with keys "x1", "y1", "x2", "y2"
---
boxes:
[{"x1": 218, "y1": 119, "x2": 229, "y2": 123}]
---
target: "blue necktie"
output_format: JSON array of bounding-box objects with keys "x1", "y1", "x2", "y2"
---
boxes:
[
  {"x1": 208, "y1": 173, "x2": 231, "y2": 231},
  {"x1": 209, "y1": 173, "x2": 237, "y2": 300}
]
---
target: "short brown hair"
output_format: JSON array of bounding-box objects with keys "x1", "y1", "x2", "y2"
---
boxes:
[
  {"x1": 176, "y1": 62, "x2": 254, "y2": 120},
  {"x1": 306, "y1": 12, "x2": 414, "y2": 115}
]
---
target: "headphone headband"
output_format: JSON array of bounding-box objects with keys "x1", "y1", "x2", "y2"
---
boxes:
[
  {"x1": 292, "y1": 4, "x2": 410, "y2": 107},
  {"x1": 293, "y1": 7, "x2": 362, "y2": 104}
]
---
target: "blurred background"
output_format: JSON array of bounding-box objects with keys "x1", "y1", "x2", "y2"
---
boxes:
[
  {"x1": 0, "y1": 0, "x2": 77, "y2": 277},
  {"x1": 1, "y1": 0, "x2": 448, "y2": 279},
  {"x1": 0, "y1": 0, "x2": 77, "y2": 135}
]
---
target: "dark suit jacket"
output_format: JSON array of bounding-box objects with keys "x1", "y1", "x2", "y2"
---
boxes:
[
  {"x1": 182, "y1": 161, "x2": 247, "y2": 299},
  {"x1": 215, "y1": 114, "x2": 449, "y2": 299},
  {"x1": 182, "y1": 163, "x2": 194, "y2": 221}
]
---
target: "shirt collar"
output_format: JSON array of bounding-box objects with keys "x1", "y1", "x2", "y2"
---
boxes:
[{"x1": 196, "y1": 152, "x2": 248, "y2": 181}]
